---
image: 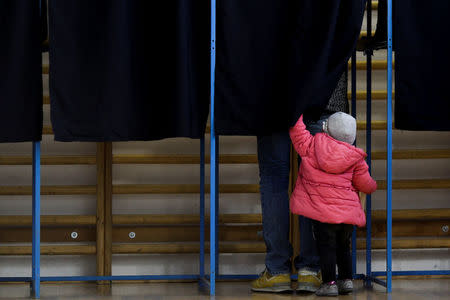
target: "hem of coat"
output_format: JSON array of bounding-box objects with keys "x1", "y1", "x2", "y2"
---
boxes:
[
  {"x1": 0, "y1": 135, "x2": 42, "y2": 143},
  {"x1": 53, "y1": 134, "x2": 204, "y2": 142},
  {"x1": 394, "y1": 121, "x2": 450, "y2": 132},
  {"x1": 291, "y1": 211, "x2": 365, "y2": 228},
  {"x1": 215, "y1": 129, "x2": 287, "y2": 136}
]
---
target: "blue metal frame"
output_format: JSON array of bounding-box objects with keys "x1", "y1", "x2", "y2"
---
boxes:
[
  {"x1": 32, "y1": 142, "x2": 41, "y2": 299},
  {"x1": 385, "y1": 0, "x2": 394, "y2": 292},
  {"x1": 351, "y1": 51, "x2": 358, "y2": 279},
  {"x1": 5, "y1": 0, "x2": 450, "y2": 298},
  {"x1": 365, "y1": 1, "x2": 373, "y2": 288},
  {"x1": 209, "y1": 0, "x2": 217, "y2": 295}
]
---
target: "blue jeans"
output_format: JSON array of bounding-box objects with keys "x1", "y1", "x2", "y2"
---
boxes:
[{"x1": 257, "y1": 114, "x2": 330, "y2": 274}]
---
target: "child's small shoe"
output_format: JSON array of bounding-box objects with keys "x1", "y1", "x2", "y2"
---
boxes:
[
  {"x1": 315, "y1": 281, "x2": 338, "y2": 297},
  {"x1": 337, "y1": 279, "x2": 353, "y2": 294}
]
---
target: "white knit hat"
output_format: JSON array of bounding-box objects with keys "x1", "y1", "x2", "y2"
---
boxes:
[{"x1": 322, "y1": 112, "x2": 356, "y2": 145}]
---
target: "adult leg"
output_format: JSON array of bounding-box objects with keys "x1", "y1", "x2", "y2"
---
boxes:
[
  {"x1": 295, "y1": 216, "x2": 320, "y2": 272},
  {"x1": 251, "y1": 132, "x2": 292, "y2": 292},
  {"x1": 257, "y1": 132, "x2": 292, "y2": 274}
]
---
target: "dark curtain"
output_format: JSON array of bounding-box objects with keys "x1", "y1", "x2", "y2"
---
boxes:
[
  {"x1": 215, "y1": 0, "x2": 366, "y2": 135},
  {"x1": 0, "y1": 0, "x2": 43, "y2": 142},
  {"x1": 394, "y1": 0, "x2": 450, "y2": 131},
  {"x1": 48, "y1": 0, "x2": 210, "y2": 141}
]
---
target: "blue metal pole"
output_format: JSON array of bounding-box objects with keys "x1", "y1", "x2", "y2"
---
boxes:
[
  {"x1": 32, "y1": 141, "x2": 41, "y2": 299},
  {"x1": 351, "y1": 52, "x2": 358, "y2": 279},
  {"x1": 372, "y1": 270, "x2": 450, "y2": 277},
  {"x1": 215, "y1": 136, "x2": 219, "y2": 277},
  {"x1": 209, "y1": 0, "x2": 217, "y2": 295},
  {"x1": 39, "y1": 275, "x2": 200, "y2": 282},
  {"x1": 365, "y1": 1, "x2": 373, "y2": 287},
  {"x1": 200, "y1": 138, "x2": 205, "y2": 280},
  {"x1": 386, "y1": 0, "x2": 393, "y2": 293}
]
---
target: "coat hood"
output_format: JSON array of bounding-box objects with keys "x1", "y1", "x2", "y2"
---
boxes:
[{"x1": 314, "y1": 133, "x2": 366, "y2": 174}]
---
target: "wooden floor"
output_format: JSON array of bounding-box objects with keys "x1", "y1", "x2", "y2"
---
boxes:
[{"x1": 0, "y1": 279, "x2": 448, "y2": 300}]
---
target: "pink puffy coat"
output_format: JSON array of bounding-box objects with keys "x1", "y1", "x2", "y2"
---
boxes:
[{"x1": 289, "y1": 115, "x2": 377, "y2": 227}]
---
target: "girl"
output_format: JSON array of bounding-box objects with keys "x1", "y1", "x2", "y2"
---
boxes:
[{"x1": 289, "y1": 113, "x2": 377, "y2": 296}]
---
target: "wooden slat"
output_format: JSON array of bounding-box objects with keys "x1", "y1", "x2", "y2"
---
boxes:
[
  {"x1": 377, "y1": 179, "x2": 450, "y2": 190},
  {"x1": 43, "y1": 125, "x2": 53, "y2": 135},
  {"x1": 113, "y1": 214, "x2": 262, "y2": 225},
  {"x1": 0, "y1": 245, "x2": 96, "y2": 255},
  {"x1": 112, "y1": 184, "x2": 260, "y2": 194},
  {"x1": 113, "y1": 209, "x2": 450, "y2": 226},
  {"x1": 111, "y1": 180, "x2": 448, "y2": 194},
  {"x1": 0, "y1": 155, "x2": 96, "y2": 165},
  {"x1": 0, "y1": 215, "x2": 96, "y2": 226},
  {"x1": 357, "y1": 120, "x2": 389, "y2": 130},
  {"x1": 112, "y1": 238, "x2": 450, "y2": 254},
  {"x1": 0, "y1": 210, "x2": 444, "y2": 227},
  {"x1": 96, "y1": 143, "x2": 106, "y2": 279},
  {"x1": 349, "y1": 90, "x2": 394, "y2": 100},
  {"x1": 0, "y1": 185, "x2": 96, "y2": 195},
  {"x1": 360, "y1": 31, "x2": 376, "y2": 38},
  {"x1": 0, "y1": 228, "x2": 95, "y2": 243},
  {"x1": 112, "y1": 225, "x2": 262, "y2": 243},
  {"x1": 114, "y1": 214, "x2": 200, "y2": 225},
  {"x1": 358, "y1": 238, "x2": 450, "y2": 249},
  {"x1": 220, "y1": 213, "x2": 262, "y2": 224},
  {"x1": 0, "y1": 221, "x2": 445, "y2": 243},
  {"x1": 357, "y1": 220, "x2": 450, "y2": 238},
  {"x1": 112, "y1": 242, "x2": 266, "y2": 254},
  {"x1": 42, "y1": 65, "x2": 49, "y2": 75},
  {"x1": 111, "y1": 180, "x2": 450, "y2": 195},
  {"x1": 104, "y1": 142, "x2": 113, "y2": 277},
  {"x1": 371, "y1": 209, "x2": 450, "y2": 221},
  {"x1": 113, "y1": 154, "x2": 258, "y2": 165},
  {"x1": 1, "y1": 238, "x2": 446, "y2": 256},
  {"x1": 1, "y1": 179, "x2": 447, "y2": 197},
  {"x1": 348, "y1": 60, "x2": 393, "y2": 70},
  {"x1": 372, "y1": 150, "x2": 450, "y2": 160}
]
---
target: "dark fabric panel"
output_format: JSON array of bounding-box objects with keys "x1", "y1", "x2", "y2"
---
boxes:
[
  {"x1": 394, "y1": 1, "x2": 450, "y2": 131},
  {"x1": 48, "y1": 0, "x2": 210, "y2": 141},
  {"x1": 0, "y1": 0, "x2": 43, "y2": 142},
  {"x1": 215, "y1": 0, "x2": 366, "y2": 135}
]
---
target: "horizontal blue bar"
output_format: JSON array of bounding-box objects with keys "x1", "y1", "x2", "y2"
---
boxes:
[
  {"x1": 0, "y1": 273, "x2": 375, "y2": 283},
  {"x1": 0, "y1": 277, "x2": 32, "y2": 282},
  {"x1": 372, "y1": 270, "x2": 450, "y2": 277},
  {"x1": 217, "y1": 275, "x2": 259, "y2": 280},
  {"x1": 41, "y1": 275, "x2": 200, "y2": 282}
]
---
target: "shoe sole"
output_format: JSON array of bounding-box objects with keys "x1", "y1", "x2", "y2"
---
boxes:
[
  {"x1": 251, "y1": 284, "x2": 293, "y2": 293},
  {"x1": 296, "y1": 282, "x2": 319, "y2": 293},
  {"x1": 315, "y1": 293, "x2": 339, "y2": 297},
  {"x1": 339, "y1": 288, "x2": 353, "y2": 295}
]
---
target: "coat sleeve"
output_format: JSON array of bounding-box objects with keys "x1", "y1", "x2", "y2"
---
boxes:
[
  {"x1": 352, "y1": 160, "x2": 377, "y2": 194},
  {"x1": 289, "y1": 115, "x2": 314, "y2": 157}
]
